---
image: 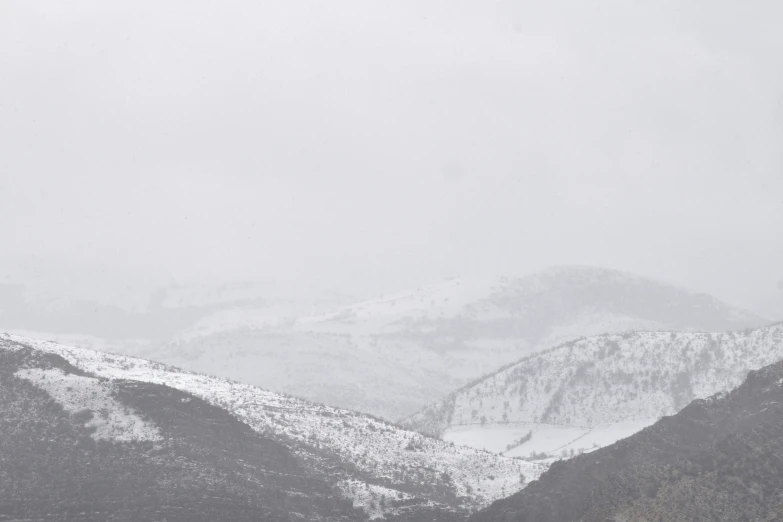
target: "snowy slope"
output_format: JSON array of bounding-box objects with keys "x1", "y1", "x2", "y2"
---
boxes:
[
  {"x1": 1, "y1": 333, "x2": 544, "y2": 519},
  {"x1": 139, "y1": 266, "x2": 766, "y2": 420},
  {"x1": 403, "y1": 323, "x2": 783, "y2": 460},
  {"x1": 16, "y1": 367, "x2": 163, "y2": 442},
  {"x1": 0, "y1": 339, "x2": 360, "y2": 521},
  {"x1": 470, "y1": 356, "x2": 783, "y2": 522}
]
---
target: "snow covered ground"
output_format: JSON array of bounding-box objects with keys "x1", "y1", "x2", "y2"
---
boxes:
[
  {"x1": 16, "y1": 367, "x2": 162, "y2": 442},
  {"x1": 442, "y1": 419, "x2": 658, "y2": 459}
]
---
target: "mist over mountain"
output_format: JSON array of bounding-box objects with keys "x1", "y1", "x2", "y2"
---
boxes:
[
  {"x1": 0, "y1": 280, "x2": 353, "y2": 340},
  {"x1": 3, "y1": 0, "x2": 782, "y2": 519},
  {"x1": 104, "y1": 266, "x2": 766, "y2": 421},
  {"x1": 2, "y1": 266, "x2": 766, "y2": 422}
]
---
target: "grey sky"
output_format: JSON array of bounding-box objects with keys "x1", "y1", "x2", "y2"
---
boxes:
[{"x1": 1, "y1": 0, "x2": 782, "y2": 316}]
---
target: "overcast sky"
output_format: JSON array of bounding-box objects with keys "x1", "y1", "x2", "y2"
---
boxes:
[{"x1": 1, "y1": 0, "x2": 782, "y2": 317}]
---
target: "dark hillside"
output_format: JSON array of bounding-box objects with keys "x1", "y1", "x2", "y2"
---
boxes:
[{"x1": 0, "y1": 345, "x2": 358, "y2": 522}]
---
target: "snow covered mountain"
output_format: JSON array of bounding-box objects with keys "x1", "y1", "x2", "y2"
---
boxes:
[
  {"x1": 134, "y1": 266, "x2": 766, "y2": 420},
  {"x1": 0, "y1": 333, "x2": 544, "y2": 521},
  {"x1": 470, "y1": 354, "x2": 783, "y2": 522},
  {"x1": 403, "y1": 323, "x2": 783, "y2": 462},
  {"x1": 0, "y1": 339, "x2": 359, "y2": 521}
]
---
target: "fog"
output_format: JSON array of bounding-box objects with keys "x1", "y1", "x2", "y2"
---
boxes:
[{"x1": 1, "y1": 0, "x2": 782, "y2": 318}]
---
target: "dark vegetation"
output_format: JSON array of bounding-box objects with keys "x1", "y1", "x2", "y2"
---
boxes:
[{"x1": 504, "y1": 431, "x2": 532, "y2": 453}]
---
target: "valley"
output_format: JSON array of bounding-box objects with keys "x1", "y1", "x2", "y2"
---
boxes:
[{"x1": 405, "y1": 324, "x2": 783, "y2": 459}]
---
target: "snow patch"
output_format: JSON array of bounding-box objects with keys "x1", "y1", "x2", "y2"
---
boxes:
[
  {"x1": 336, "y1": 480, "x2": 414, "y2": 520},
  {"x1": 15, "y1": 367, "x2": 162, "y2": 442}
]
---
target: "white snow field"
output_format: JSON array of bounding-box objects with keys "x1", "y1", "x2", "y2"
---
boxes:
[{"x1": 442, "y1": 419, "x2": 657, "y2": 458}]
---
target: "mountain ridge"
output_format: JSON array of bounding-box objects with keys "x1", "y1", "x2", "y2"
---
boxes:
[
  {"x1": 0, "y1": 340, "x2": 359, "y2": 521},
  {"x1": 0, "y1": 333, "x2": 544, "y2": 521}
]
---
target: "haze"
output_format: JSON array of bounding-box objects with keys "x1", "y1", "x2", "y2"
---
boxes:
[{"x1": 1, "y1": 0, "x2": 781, "y2": 318}]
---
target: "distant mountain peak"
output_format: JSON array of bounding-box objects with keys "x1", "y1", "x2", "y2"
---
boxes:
[{"x1": 104, "y1": 266, "x2": 768, "y2": 422}]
